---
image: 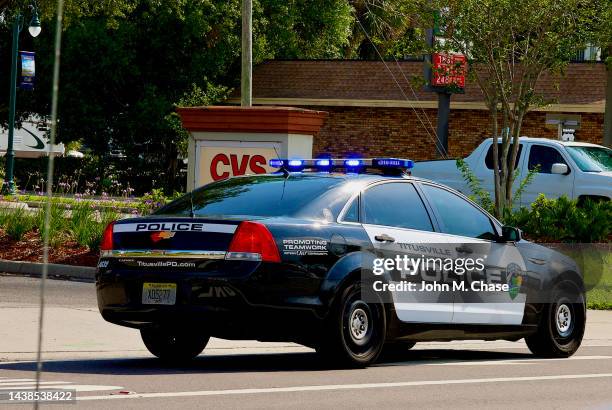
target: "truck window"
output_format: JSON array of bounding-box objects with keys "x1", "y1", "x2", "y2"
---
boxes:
[
  {"x1": 485, "y1": 144, "x2": 523, "y2": 170},
  {"x1": 528, "y1": 145, "x2": 568, "y2": 174}
]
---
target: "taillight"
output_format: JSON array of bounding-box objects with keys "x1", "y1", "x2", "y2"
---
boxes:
[
  {"x1": 100, "y1": 221, "x2": 116, "y2": 251},
  {"x1": 227, "y1": 221, "x2": 281, "y2": 263}
]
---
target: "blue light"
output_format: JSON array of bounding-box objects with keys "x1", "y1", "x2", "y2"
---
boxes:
[
  {"x1": 288, "y1": 159, "x2": 304, "y2": 167},
  {"x1": 315, "y1": 159, "x2": 331, "y2": 167},
  {"x1": 345, "y1": 159, "x2": 363, "y2": 167},
  {"x1": 269, "y1": 159, "x2": 284, "y2": 168}
]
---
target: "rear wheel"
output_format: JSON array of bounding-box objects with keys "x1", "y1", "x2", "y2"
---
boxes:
[
  {"x1": 141, "y1": 328, "x2": 209, "y2": 362},
  {"x1": 525, "y1": 282, "x2": 585, "y2": 358},
  {"x1": 317, "y1": 281, "x2": 386, "y2": 367}
]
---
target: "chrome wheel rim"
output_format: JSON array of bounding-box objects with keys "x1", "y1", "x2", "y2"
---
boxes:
[
  {"x1": 555, "y1": 304, "x2": 572, "y2": 337},
  {"x1": 349, "y1": 307, "x2": 369, "y2": 344}
]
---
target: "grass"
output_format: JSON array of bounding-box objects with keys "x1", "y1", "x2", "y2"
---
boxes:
[
  {"x1": 585, "y1": 251, "x2": 612, "y2": 310},
  {"x1": 558, "y1": 246, "x2": 612, "y2": 310}
]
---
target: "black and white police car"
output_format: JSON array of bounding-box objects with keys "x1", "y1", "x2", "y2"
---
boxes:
[{"x1": 96, "y1": 158, "x2": 586, "y2": 367}]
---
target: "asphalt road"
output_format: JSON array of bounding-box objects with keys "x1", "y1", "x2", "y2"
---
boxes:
[{"x1": 1, "y1": 274, "x2": 612, "y2": 409}]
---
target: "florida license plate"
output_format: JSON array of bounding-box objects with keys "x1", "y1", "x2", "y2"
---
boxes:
[{"x1": 142, "y1": 283, "x2": 177, "y2": 305}]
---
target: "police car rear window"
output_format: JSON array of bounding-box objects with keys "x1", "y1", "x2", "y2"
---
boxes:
[{"x1": 156, "y1": 175, "x2": 348, "y2": 219}]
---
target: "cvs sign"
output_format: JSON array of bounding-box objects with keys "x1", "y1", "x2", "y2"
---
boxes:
[{"x1": 196, "y1": 142, "x2": 279, "y2": 186}]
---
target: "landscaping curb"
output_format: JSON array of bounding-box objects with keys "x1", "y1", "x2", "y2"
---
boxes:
[{"x1": 0, "y1": 259, "x2": 95, "y2": 282}]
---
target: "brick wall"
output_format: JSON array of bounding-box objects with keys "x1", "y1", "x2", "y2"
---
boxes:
[{"x1": 310, "y1": 106, "x2": 604, "y2": 160}]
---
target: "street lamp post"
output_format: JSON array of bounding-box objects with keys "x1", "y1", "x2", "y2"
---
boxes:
[{"x1": 2, "y1": 1, "x2": 41, "y2": 195}]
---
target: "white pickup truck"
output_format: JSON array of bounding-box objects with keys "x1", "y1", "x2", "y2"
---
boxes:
[{"x1": 412, "y1": 137, "x2": 612, "y2": 205}]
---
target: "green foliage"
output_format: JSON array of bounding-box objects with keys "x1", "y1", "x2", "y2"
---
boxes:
[
  {"x1": 455, "y1": 159, "x2": 538, "y2": 214},
  {"x1": 136, "y1": 189, "x2": 170, "y2": 215},
  {"x1": 34, "y1": 201, "x2": 70, "y2": 248},
  {"x1": 69, "y1": 201, "x2": 98, "y2": 248},
  {"x1": 2, "y1": 207, "x2": 35, "y2": 241},
  {"x1": 456, "y1": 158, "x2": 493, "y2": 212},
  {"x1": 505, "y1": 195, "x2": 612, "y2": 243},
  {"x1": 0, "y1": 0, "x2": 355, "y2": 192},
  {"x1": 512, "y1": 165, "x2": 540, "y2": 207}
]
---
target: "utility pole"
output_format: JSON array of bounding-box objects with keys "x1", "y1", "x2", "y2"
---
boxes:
[
  {"x1": 2, "y1": 1, "x2": 41, "y2": 194},
  {"x1": 424, "y1": 27, "x2": 450, "y2": 157},
  {"x1": 3, "y1": 13, "x2": 23, "y2": 194},
  {"x1": 241, "y1": 0, "x2": 252, "y2": 107},
  {"x1": 604, "y1": 45, "x2": 612, "y2": 147}
]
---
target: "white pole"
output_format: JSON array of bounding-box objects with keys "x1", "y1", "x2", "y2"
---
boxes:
[{"x1": 241, "y1": 0, "x2": 252, "y2": 107}]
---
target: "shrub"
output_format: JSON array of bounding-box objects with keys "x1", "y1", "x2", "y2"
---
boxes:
[
  {"x1": 505, "y1": 195, "x2": 612, "y2": 243},
  {"x1": 69, "y1": 201, "x2": 98, "y2": 249},
  {"x1": 3, "y1": 208, "x2": 35, "y2": 241},
  {"x1": 136, "y1": 189, "x2": 170, "y2": 215},
  {"x1": 35, "y1": 201, "x2": 70, "y2": 248}
]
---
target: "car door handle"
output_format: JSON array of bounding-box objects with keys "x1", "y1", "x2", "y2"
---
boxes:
[
  {"x1": 528, "y1": 257, "x2": 546, "y2": 265},
  {"x1": 455, "y1": 246, "x2": 473, "y2": 254},
  {"x1": 375, "y1": 234, "x2": 395, "y2": 243}
]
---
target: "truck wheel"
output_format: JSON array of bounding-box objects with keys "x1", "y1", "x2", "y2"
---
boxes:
[
  {"x1": 317, "y1": 280, "x2": 386, "y2": 367},
  {"x1": 525, "y1": 282, "x2": 585, "y2": 358},
  {"x1": 141, "y1": 328, "x2": 210, "y2": 362}
]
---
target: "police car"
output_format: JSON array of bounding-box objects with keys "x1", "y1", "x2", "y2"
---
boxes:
[{"x1": 96, "y1": 158, "x2": 586, "y2": 367}]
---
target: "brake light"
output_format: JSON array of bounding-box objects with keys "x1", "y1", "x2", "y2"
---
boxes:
[
  {"x1": 227, "y1": 221, "x2": 281, "y2": 263},
  {"x1": 100, "y1": 221, "x2": 116, "y2": 251}
]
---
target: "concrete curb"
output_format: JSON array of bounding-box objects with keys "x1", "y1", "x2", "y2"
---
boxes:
[{"x1": 0, "y1": 259, "x2": 95, "y2": 282}]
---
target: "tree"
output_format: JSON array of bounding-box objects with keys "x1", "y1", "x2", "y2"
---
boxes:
[
  {"x1": 416, "y1": 0, "x2": 610, "y2": 217},
  {"x1": 0, "y1": 0, "x2": 354, "y2": 193}
]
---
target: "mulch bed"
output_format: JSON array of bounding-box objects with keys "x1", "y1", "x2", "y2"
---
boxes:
[{"x1": 0, "y1": 229, "x2": 98, "y2": 267}]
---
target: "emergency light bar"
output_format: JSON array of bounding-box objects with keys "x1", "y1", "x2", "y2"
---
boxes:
[{"x1": 268, "y1": 158, "x2": 413, "y2": 174}]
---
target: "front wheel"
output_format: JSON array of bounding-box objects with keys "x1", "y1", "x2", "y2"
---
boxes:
[
  {"x1": 141, "y1": 328, "x2": 210, "y2": 362},
  {"x1": 317, "y1": 281, "x2": 386, "y2": 367},
  {"x1": 525, "y1": 282, "x2": 586, "y2": 358}
]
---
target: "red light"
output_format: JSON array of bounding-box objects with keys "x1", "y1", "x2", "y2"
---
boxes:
[
  {"x1": 100, "y1": 221, "x2": 116, "y2": 251},
  {"x1": 228, "y1": 221, "x2": 281, "y2": 263}
]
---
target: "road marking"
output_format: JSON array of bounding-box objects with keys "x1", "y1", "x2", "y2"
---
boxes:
[
  {"x1": 423, "y1": 355, "x2": 612, "y2": 366},
  {"x1": 79, "y1": 373, "x2": 612, "y2": 401},
  {"x1": 0, "y1": 378, "x2": 122, "y2": 393},
  {"x1": 0, "y1": 384, "x2": 124, "y2": 392},
  {"x1": 0, "y1": 381, "x2": 71, "y2": 387}
]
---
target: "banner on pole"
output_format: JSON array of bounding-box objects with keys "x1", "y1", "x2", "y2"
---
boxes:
[{"x1": 19, "y1": 51, "x2": 35, "y2": 90}]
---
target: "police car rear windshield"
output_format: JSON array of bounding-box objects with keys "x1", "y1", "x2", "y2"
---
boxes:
[{"x1": 156, "y1": 175, "x2": 349, "y2": 219}]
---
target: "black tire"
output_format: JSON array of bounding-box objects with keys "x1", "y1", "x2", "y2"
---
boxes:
[
  {"x1": 381, "y1": 341, "x2": 417, "y2": 361},
  {"x1": 141, "y1": 328, "x2": 210, "y2": 362},
  {"x1": 317, "y1": 280, "x2": 386, "y2": 367},
  {"x1": 525, "y1": 282, "x2": 586, "y2": 358}
]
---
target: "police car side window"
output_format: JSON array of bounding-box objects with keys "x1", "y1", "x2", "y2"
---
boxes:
[
  {"x1": 421, "y1": 184, "x2": 497, "y2": 240},
  {"x1": 342, "y1": 197, "x2": 359, "y2": 223},
  {"x1": 362, "y1": 183, "x2": 433, "y2": 231}
]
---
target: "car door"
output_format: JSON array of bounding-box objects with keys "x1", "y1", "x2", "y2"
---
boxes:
[
  {"x1": 472, "y1": 142, "x2": 524, "y2": 198},
  {"x1": 521, "y1": 144, "x2": 575, "y2": 205},
  {"x1": 359, "y1": 181, "x2": 456, "y2": 323},
  {"x1": 419, "y1": 183, "x2": 527, "y2": 325}
]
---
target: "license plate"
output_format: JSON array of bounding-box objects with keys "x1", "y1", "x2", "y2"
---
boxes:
[{"x1": 142, "y1": 283, "x2": 177, "y2": 305}]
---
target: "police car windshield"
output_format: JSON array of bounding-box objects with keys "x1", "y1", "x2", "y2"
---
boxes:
[{"x1": 156, "y1": 174, "x2": 349, "y2": 219}]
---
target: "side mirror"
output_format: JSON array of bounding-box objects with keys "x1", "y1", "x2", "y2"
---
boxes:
[
  {"x1": 551, "y1": 163, "x2": 569, "y2": 175},
  {"x1": 501, "y1": 226, "x2": 522, "y2": 242}
]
